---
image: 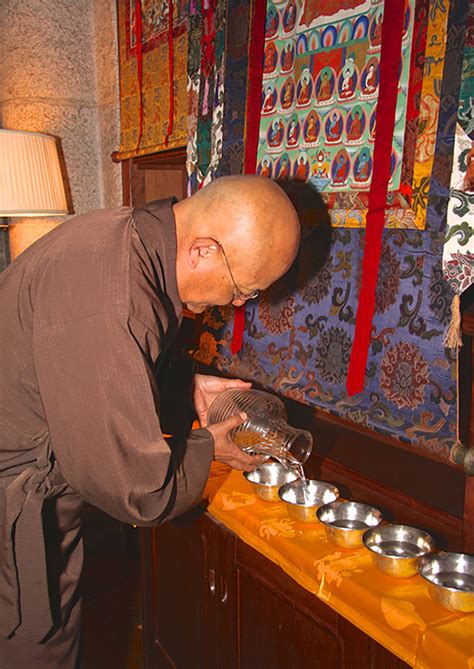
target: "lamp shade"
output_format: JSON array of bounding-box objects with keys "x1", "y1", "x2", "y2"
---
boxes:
[{"x1": 0, "y1": 129, "x2": 68, "y2": 216}]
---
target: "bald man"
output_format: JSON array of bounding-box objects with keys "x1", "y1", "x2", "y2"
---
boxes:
[
  {"x1": 0, "y1": 175, "x2": 300, "y2": 667},
  {"x1": 175, "y1": 176, "x2": 300, "y2": 313}
]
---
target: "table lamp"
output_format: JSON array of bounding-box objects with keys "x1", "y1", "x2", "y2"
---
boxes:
[{"x1": 0, "y1": 128, "x2": 68, "y2": 265}]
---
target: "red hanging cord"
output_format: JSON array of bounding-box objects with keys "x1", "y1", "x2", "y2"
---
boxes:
[
  {"x1": 345, "y1": 0, "x2": 405, "y2": 396},
  {"x1": 165, "y1": 0, "x2": 174, "y2": 146},
  {"x1": 243, "y1": 0, "x2": 267, "y2": 174},
  {"x1": 231, "y1": 0, "x2": 267, "y2": 355},
  {"x1": 134, "y1": 0, "x2": 144, "y2": 151}
]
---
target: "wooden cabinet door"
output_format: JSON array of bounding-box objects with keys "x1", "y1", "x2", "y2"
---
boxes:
[
  {"x1": 237, "y1": 542, "x2": 344, "y2": 668},
  {"x1": 140, "y1": 510, "x2": 238, "y2": 669},
  {"x1": 141, "y1": 508, "x2": 207, "y2": 669},
  {"x1": 239, "y1": 571, "x2": 342, "y2": 668},
  {"x1": 201, "y1": 517, "x2": 238, "y2": 669},
  {"x1": 236, "y1": 540, "x2": 409, "y2": 669}
]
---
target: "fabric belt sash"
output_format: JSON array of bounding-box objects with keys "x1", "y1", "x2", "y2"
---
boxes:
[{"x1": 0, "y1": 441, "x2": 68, "y2": 642}]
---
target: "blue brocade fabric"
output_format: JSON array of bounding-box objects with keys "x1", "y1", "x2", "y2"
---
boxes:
[{"x1": 196, "y1": 227, "x2": 458, "y2": 457}]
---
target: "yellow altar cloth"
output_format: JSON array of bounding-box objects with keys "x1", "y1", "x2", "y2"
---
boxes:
[{"x1": 204, "y1": 464, "x2": 474, "y2": 669}]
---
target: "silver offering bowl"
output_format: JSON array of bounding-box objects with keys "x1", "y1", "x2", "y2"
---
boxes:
[
  {"x1": 317, "y1": 501, "x2": 383, "y2": 549},
  {"x1": 244, "y1": 462, "x2": 299, "y2": 502},
  {"x1": 278, "y1": 479, "x2": 339, "y2": 523},
  {"x1": 363, "y1": 524, "x2": 435, "y2": 578},
  {"x1": 418, "y1": 552, "x2": 474, "y2": 613}
]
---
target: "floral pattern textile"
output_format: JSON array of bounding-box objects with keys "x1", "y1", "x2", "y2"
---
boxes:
[
  {"x1": 442, "y1": 3, "x2": 473, "y2": 298},
  {"x1": 217, "y1": 0, "x2": 252, "y2": 178},
  {"x1": 195, "y1": 228, "x2": 457, "y2": 457},
  {"x1": 443, "y1": 125, "x2": 474, "y2": 295},
  {"x1": 410, "y1": 0, "x2": 450, "y2": 229}
]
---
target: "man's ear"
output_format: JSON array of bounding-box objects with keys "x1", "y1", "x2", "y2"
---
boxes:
[{"x1": 188, "y1": 238, "x2": 220, "y2": 269}]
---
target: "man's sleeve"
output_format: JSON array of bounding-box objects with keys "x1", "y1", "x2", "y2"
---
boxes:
[{"x1": 33, "y1": 311, "x2": 214, "y2": 526}]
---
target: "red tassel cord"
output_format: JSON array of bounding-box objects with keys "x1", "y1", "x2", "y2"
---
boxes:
[
  {"x1": 346, "y1": 0, "x2": 405, "y2": 396},
  {"x1": 134, "y1": 0, "x2": 144, "y2": 151},
  {"x1": 231, "y1": 0, "x2": 267, "y2": 355},
  {"x1": 165, "y1": 0, "x2": 174, "y2": 145}
]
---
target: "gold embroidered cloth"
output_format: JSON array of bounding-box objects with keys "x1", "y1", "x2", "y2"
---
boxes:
[{"x1": 116, "y1": 1, "x2": 188, "y2": 160}]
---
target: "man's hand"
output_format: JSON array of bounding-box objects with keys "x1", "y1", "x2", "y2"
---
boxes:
[
  {"x1": 193, "y1": 373, "x2": 251, "y2": 427},
  {"x1": 206, "y1": 413, "x2": 266, "y2": 471}
]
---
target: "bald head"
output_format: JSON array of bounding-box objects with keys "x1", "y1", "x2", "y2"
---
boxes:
[{"x1": 173, "y1": 176, "x2": 300, "y2": 312}]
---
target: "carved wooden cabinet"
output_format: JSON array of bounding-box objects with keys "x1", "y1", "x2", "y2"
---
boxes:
[{"x1": 140, "y1": 509, "x2": 409, "y2": 669}]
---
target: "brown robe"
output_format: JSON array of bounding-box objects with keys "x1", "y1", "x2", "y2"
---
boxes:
[{"x1": 0, "y1": 199, "x2": 214, "y2": 666}]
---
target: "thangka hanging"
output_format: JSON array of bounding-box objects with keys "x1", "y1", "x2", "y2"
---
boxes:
[
  {"x1": 186, "y1": 0, "x2": 227, "y2": 193},
  {"x1": 256, "y1": 0, "x2": 448, "y2": 229},
  {"x1": 116, "y1": 0, "x2": 189, "y2": 160}
]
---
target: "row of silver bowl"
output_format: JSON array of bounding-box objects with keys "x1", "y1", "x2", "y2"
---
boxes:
[{"x1": 243, "y1": 462, "x2": 474, "y2": 613}]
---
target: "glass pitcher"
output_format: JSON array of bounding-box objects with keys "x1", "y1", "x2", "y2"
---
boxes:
[{"x1": 207, "y1": 389, "x2": 312, "y2": 467}]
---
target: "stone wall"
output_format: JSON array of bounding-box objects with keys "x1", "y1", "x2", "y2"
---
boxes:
[{"x1": 0, "y1": 0, "x2": 121, "y2": 257}]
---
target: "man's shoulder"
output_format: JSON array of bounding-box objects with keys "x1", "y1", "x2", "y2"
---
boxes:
[
  {"x1": 10, "y1": 206, "x2": 134, "y2": 269},
  {"x1": 55, "y1": 205, "x2": 134, "y2": 245},
  {"x1": 30, "y1": 206, "x2": 136, "y2": 321}
]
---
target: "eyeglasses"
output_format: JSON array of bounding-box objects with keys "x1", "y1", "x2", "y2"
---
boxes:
[{"x1": 214, "y1": 240, "x2": 260, "y2": 302}]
